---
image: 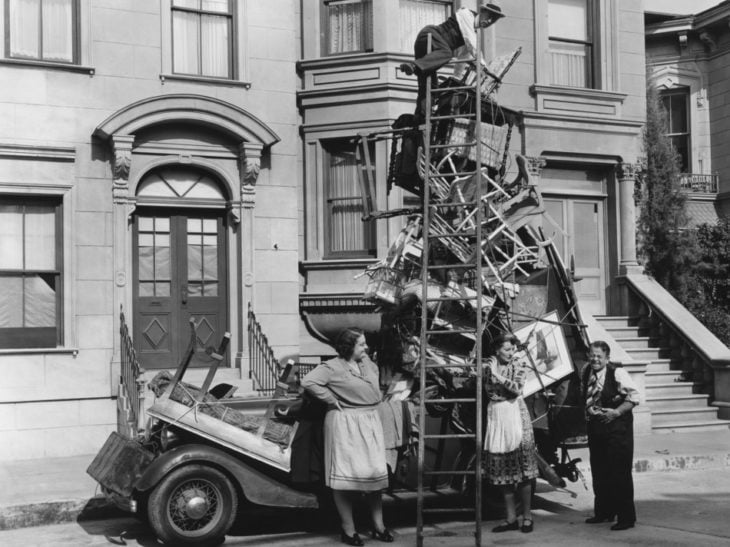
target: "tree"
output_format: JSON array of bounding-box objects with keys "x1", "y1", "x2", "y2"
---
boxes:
[{"x1": 636, "y1": 81, "x2": 696, "y2": 298}]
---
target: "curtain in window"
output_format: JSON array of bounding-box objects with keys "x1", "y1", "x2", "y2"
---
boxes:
[
  {"x1": 0, "y1": 205, "x2": 24, "y2": 269},
  {"x1": 9, "y1": 0, "x2": 41, "y2": 58},
  {"x1": 327, "y1": 149, "x2": 371, "y2": 254},
  {"x1": 201, "y1": 15, "x2": 229, "y2": 77},
  {"x1": 327, "y1": 0, "x2": 373, "y2": 54},
  {"x1": 548, "y1": 0, "x2": 590, "y2": 87},
  {"x1": 25, "y1": 206, "x2": 56, "y2": 270},
  {"x1": 173, "y1": 10, "x2": 201, "y2": 74},
  {"x1": 398, "y1": 0, "x2": 449, "y2": 52},
  {"x1": 549, "y1": 42, "x2": 588, "y2": 88},
  {"x1": 42, "y1": 0, "x2": 73, "y2": 61}
]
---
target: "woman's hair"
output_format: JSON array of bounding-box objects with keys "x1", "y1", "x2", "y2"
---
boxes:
[
  {"x1": 334, "y1": 327, "x2": 365, "y2": 359},
  {"x1": 489, "y1": 331, "x2": 520, "y2": 354}
]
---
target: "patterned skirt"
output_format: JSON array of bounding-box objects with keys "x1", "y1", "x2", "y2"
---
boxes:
[
  {"x1": 484, "y1": 396, "x2": 539, "y2": 485},
  {"x1": 324, "y1": 406, "x2": 389, "y2": 491}
]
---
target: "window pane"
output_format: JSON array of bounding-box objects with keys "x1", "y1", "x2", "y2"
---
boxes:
[
  {"x1": 155, "y1": 245, "x2": 170, "y2": 279},
  {"x1": 139, "y1": 281, "x2": 154, "y2": 297},
  {"x1": 203, "y1": 244, "x2": 217, "y2": 279},
  {"x1": 0, "y1": 205, "x2": 24, "y2": 269},
  {"x1": 548, "y1": 0, "x2": 587, "y2": 41},
  {"x1": 173, "y1": 11, "x2": 201, "y2": 74},
  {"x1": 202, "y1": 219, "x2": 216, "y2": 233},
  {"x1": 0, "y1": 277, "x2": 23, "y2": 327},
  {"x1": 42, "y1": 0, "x2": 73, "y2": 62},
  {"x1": 670, "y1": 95, "x2": 688, "y2": 134},
  {"x1": 325, "y1": 142, "x2": 374, "y2": 255},
  {"x1": 188, "y1": 218, "x2": 203, "y2": 233},
  {"x1": 398, "y1": 0, "x2": 449, "y2": 52},
  {"x1": 202, "y1": 0, "x2": 229, "y2": 14},
  {"x1": 173, "y1": 0, "x2": 199, "y2": 8},
  {"x1": 9, "y1": 0, "x2": 41, "y2": 58},
  {"x1": 327, "y1": 0, "x2": 373, "y2": 54},
  {"x1": 139, "y1": 217, "x2": 154, "y2": 231},
  {"x1": 671, "y1": 135, "x2": 689, "y2": 172},
  {"x1": 138, "y1": 246, "x2": 154, "y2": 280},
  {"x1": 549, "y1": 41, "x2": 589, "y2": 87},
  {"x1": 201, "y1": 15, "x2": 229, "y2": 77},
  {"x1": 24, "y1": 205, "x2": 56, "y2": 270},
  {"x1": 188, "y1": 244, "x2": 202, "y2": 280},
  {"x1": 156, "y1": 281, "x2": 170, "y2": 297},
  {"x1": 203, "y1": 281, "x2": 218, "y2": 296},
  {"x1": 24, "y1": 275, "x2": 56, "y2": 327}
]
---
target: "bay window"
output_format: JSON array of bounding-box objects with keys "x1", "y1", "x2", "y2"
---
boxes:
[{"x1": 0, "y1": 197, "x2": 62, "y2": 349}]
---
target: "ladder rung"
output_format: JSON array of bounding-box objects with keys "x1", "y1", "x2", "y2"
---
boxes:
[
  {"x1": 429, "y1": 142, "x2": 476, "y2": 150},
  {"x1": 423, "y1": 470, "x2": 477, "y2": 476},
  {"x1": 422, "y1": 433, "x2": 475, "y2": 439},
  {"x1": 430, "y1": 112, "x2": 477, "y2": 121},
  {"x1": 424, "y1": 328, "x2": 475, "y2": 335},
  {"x1": 424, "y1": 295, "x2": 477, "y2": 302}
]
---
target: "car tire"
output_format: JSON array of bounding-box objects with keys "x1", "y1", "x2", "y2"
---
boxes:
[{"x1": 147, "y1": 464, "x2": 238, "y2": 546}]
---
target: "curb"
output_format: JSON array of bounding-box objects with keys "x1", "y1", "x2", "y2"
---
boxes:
[
  {"x1": 0, "y1": 497, "x2": 121, "y2": 531},
  {"x1": 2, "y1": 452, "x2": 729, "y2": 531}
]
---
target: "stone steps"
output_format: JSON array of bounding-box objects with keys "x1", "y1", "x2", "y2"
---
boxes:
[{"x1": 595, "y1": 314, "x2": 727, "y2": 434}]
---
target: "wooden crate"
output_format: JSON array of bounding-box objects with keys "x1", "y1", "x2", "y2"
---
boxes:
[{"x1": 86, "y1": 431, "x2": 155, "y2": 497}]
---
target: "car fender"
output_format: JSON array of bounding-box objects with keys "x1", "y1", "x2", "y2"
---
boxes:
[{"x1": 135, "y1": 444, "x2": 319, "y2": 509}]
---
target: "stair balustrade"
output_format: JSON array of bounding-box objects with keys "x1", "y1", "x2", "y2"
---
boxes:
[
  {"x1": 624, "y1": 273, "x2": 730, "y2": 420},
  {"x1": 247, "y1": 303, "x2": 280, "y2": 394},
  {"x1": 119, "y1": 306, "x2": 146, "y2": 438}
]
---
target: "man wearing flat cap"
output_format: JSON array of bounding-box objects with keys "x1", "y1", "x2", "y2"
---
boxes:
[{"x1": 400, "y1": 3, "x2": 505, "y2": 122}]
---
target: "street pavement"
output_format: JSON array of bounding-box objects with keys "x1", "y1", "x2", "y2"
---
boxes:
[{"x1": 1, "y1": 466, "x2": 729, "y2": 546}]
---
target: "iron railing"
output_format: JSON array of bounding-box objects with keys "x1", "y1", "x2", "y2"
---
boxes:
[
  {"x1": 247, "y1": 303, "x2": 281, "y2": 393},
  {"x1": 679, "y1": 173, "x2": 719, "y2": 193},
  {"x1": 119, "y1": 307, "x2": 145, "y2": 437}
]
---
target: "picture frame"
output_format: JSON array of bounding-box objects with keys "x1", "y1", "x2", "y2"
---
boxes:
[{"x1": 514, "y1": 311, "x2": 574, "y2": 397}]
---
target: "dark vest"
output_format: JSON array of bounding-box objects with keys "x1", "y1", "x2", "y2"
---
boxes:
[
  {"x1": 436, "y1": 14, "x2": 465, "y2": 50},
  {"x1": 583, "y1": 364, "x2": 632, "y2": 425}
]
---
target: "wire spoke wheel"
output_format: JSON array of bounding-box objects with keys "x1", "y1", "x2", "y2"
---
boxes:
[{"x1": 148, "y1": 464, "x2": 238, "y2": 545}]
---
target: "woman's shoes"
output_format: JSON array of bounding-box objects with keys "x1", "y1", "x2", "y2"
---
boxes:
[
  {"x1": 340, "y1": 530, "x2": 364, "y2": 546},
  {"x1": 371, "y1": 528, "x2": 395, "y2": 542},
  {"x1": 492, "y1": 520, "x2": 519, "y2": 532},
  {"x1": 521, "y1": 518, "x2": 534, "y2": 533}
]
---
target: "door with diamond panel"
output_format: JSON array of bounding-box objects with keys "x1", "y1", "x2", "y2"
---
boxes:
[{"x1": 133, "y1": 210, "x2": 228, "y2": 369}]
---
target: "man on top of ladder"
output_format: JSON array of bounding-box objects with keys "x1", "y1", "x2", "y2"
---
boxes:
[{"x1": 400, "y1": 3, "x2": 505, "y2": 124}]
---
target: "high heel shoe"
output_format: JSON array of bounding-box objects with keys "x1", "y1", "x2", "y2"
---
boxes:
[
  {"x1": 371, "y1": 528, "x2": 395, "y2": 542},
  {"x1": 340, "y1": 530, "x2": 364, "y2": 546},
  {"x1": 492, "y1": 520, "x2": 519, "y2": 533}
]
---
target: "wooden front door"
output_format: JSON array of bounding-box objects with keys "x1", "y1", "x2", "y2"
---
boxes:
[
  {"x1": 133, "y1": 210, "x2": 228, "y2": 369},
  {"x1": 543, "y1": 197, "x2": 607, "y2": 316}
]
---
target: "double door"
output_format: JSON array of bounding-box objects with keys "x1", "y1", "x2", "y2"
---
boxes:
[
  {"x1": 543, "y1": 196, "x2": 607, "y2": 316},
  {"x1": 133, "y1": 209, "x2": 227, "y2": 369}
]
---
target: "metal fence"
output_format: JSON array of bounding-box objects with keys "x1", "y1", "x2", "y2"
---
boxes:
[
  {"x1": 679, "y1": 173, "x2": 719, "y2": 193},
  {"x1": 119, "y1": 307, "x2": 145, "y2": 437},
  {"x1": 247, "y1": 303, "x2": 281, "y2": 393}
]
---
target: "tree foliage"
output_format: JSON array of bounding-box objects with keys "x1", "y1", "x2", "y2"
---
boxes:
[
  {"x1": 638, "y1": 80, "x2": 730, "y2": 345},
  {"x1": 636, "y1": 82, "x2": 696, "y2": 297}
]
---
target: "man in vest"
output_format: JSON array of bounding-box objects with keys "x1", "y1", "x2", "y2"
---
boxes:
[
  {"x1": 400, "y1": 4, "x2": 505, "y2": 123},
  {"x1": 582, "y1": 340, "x2": 640, "y2": 531}
]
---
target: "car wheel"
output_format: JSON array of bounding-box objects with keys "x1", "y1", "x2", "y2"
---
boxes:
[{"x1": 147, "y1": 464, "x2": 238, "y2": 545}]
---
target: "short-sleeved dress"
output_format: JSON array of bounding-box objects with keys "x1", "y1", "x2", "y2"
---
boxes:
[
  {"x1": 483, "y1": 355, "x2": 539, "y2": 485},
  {"x1": 301, "y1": 355, "x2": 389, "y2": 491}
]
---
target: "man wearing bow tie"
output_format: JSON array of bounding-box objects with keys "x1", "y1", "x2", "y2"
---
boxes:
[{"x1": 582, "y1": 340, "x2": 640, "y2": 531}]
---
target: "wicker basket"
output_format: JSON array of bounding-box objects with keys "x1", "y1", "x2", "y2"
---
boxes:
[{"x1": 447, "y1": 118, "x2": 508, "y2": 168}]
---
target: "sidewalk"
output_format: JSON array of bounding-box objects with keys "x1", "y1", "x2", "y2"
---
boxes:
[{"x1": 1, "y1": 429, "x2": 728, "y2": 531}]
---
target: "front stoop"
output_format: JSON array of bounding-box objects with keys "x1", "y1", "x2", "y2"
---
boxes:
[{"x1": 596, "y1": 315, "x2": 730, "y2": 434}]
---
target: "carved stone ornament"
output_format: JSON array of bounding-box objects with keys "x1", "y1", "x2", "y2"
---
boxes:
[
  {"x1": 111, "y1": 134, "x2": 134, "y2": 188},
  {"x1": 617, "y1": 163, "x2": 639, "y2": 181},
  {"x1": 243, "y1": 156, "x2": 260, "y2": 188},
  {"x1": 525, "y1": 156, "x2": 547, "y2": 177}
]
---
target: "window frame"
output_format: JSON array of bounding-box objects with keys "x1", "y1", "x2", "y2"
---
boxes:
[
  {"x1": 321, "y1": 0, "x2": 374, "y2": 57},
  {"x1": 4, "y1": 0, "x2": 80, "y2": 64},
  {"x1": 0, "y1": 195, "x2": 63, "y2": 349},
  {"x1": 170, "y1": 0, "x2": 235, "y2": 80},
  {"x1": 546, "y1": 0, "x2": 597, "y2": 89},
  {"x1": 660, "y1": 87, "x2": 691, "y2": 174},
  {"x1": 322, "y1": 138, "x2": 376, "y2": 259}
]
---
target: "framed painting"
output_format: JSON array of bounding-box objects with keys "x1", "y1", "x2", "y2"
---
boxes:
[{"x1": 514, "y1": 311, "x2": 573, "y2": 397}]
